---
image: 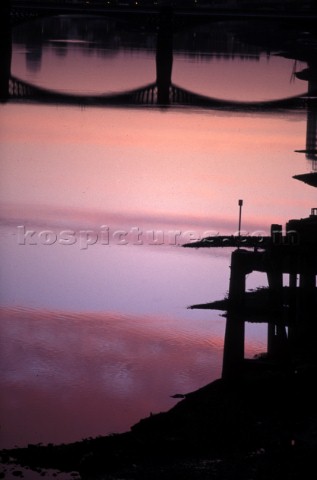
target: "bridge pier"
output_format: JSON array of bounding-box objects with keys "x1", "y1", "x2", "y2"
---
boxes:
[{"x1": 156, "y1": 6, "x2": 173, "y2": 105}]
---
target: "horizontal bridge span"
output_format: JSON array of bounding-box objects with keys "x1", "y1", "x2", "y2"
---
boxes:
[
  {"x1": 171, "y1": 83, "x2": 315, "y2": 110},
  {"x1": 8, "y1": 75, "x2": 314, "y2": 111},
  {"x1": 9, "y1": 76, "x2": 159, "y2": 105}
]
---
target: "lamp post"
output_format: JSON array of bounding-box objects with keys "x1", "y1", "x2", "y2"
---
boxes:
[{"x1": 238, "y1": 199, "x2": 243, "y2": 248}]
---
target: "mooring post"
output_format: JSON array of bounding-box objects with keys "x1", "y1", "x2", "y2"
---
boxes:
[
  {"x1": 287, "y1": 251, "x2": 299, "y2": 353},
  {"x1": 266, "y1": 224, "x2": 286, "y2": 358},
  {"x1": 267, "y1": 262, "x2": 284, "y2": 358},
  {"x1": 222, "y1": 249, "x2": 250, "y2": 380},
  {"x1": 238, "y1": 199, "x2": 243, "y2": 249},
  {"x1": 296, "y1": 253, "x2": 317, "y2": 361}
]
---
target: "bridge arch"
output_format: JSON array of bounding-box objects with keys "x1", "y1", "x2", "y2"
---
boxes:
[{"x1": 7, "y1": 74, "x2": 313, "y2": 111}]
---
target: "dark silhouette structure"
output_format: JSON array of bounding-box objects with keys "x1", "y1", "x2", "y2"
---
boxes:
[
  {"x1": 186, "y1": 209, "x2": 317, "y2": 380},
  {"x1": 0, "y1": 1, "x2": 12, "y2": 101},
  {"x1": 181, "y1": 35, "x2": 317, "y2": 379},
  {"x1": 223, "y1": 210, "x2": 317, "y2": 378},
  {"x1": 293, "y1": 62, "x2": 317, "y2": 186},
  {"x1": 156, "y1": 5, "x2": 173, "y2": 105},
  {"x1": 2, "y1": 5, "x2": 316, "y2": 110}
]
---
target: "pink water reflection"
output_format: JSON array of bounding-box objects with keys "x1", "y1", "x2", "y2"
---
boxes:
[
  {"x1": 173, "y1": 54, "x2": 307, "y2": 101},
  {"x1": 1, "y1": 27, "x2": 315, "y2": 449},
  {"x1": 0, "y1": 306, "x2": 226, "y2": 448},
  {"x1": 0, "y1": 105, "x2": 314, "y2": 234},
  {"x1": 12, "y1": 47, "x2": 156, "y2": 95},
  {"x1": 11, "y1": 16, "x2": 307, "y2": 101}
]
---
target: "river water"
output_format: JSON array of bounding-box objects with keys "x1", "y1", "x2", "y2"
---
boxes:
[{"x1": 0, "y1": 14, "x2": 316, "y2": 448}]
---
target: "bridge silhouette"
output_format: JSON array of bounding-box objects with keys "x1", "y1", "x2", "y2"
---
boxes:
[
  {"x1": 8, "y1": 75, "x2": 314, "y2": 110},
  {"x1": 2, "y1": 4, "x2": 317, "y2": 111}
]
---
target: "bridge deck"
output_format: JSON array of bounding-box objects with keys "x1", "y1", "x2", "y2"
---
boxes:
[{"x1": 7, "y1": 75, "x2": 315, "y2": 110}]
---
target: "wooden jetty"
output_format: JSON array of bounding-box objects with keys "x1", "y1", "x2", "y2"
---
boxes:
[
  {"x1": 185, "y1": 208, "x2": 317, "y2": 380},
  {"x1": 293, "y1": 172, "x2": 317, "y2": 187}
]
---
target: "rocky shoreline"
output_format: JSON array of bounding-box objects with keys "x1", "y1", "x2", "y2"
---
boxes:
[{"x1": 1, "y1": 366, "x2": 317, "y2": 479}]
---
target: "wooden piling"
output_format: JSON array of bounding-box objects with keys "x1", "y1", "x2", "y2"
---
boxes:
[{"x1": 222, "y1": 249, "x2": 252, "y2": 380}]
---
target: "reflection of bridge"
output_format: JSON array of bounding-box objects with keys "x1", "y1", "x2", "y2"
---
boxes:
[
  {"x1": 2, "y1": 4, "x2": 317, "y2": 110},
  {"x1": 8, "y1": 75, "x2": 315, "y2": 110},
  {"x1": 2, "y1": 3, "x2": 317, "y2": 111}
]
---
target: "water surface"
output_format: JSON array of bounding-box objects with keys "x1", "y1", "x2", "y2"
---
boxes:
[{"x1": 0, "y1": 14, "x2": 315, "y2": 448}]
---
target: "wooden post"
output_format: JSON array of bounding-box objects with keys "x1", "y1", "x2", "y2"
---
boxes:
[
  {"x1": 297, "y1": 253, "x2": 317, "y2": 362},
  {"x1": 222, "y1": 249, "x2": 249, "y2": 380},
  {"x1": 267, "y1": 224, "x2": 285, "y2": 359}
]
